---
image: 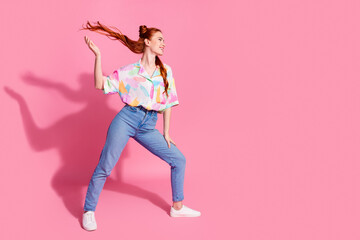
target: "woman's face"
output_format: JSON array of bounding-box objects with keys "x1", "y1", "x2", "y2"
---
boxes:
[{"x1": 147, "y1": 31, "x2": 165, "y2": 56}]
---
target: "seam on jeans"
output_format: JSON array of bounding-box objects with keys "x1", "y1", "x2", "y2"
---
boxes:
[{"x1": 170, "y1": 157, "x2": 180, "y2": 201}]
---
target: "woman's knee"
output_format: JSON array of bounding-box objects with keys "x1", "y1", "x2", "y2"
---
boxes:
[
  {"x1": 95, "y1": 151, "x2": 118, "y2": 177},
  {"x1": 173, "y1": 152, "x2": 186, "y2": 168},
  {"x1": 94, "y1": 160, "x2": 113, "y2": 177}
]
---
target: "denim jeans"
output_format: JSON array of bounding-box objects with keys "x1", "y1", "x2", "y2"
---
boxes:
[{"x1": 84, "y1": 104, "x2": 186, "y2": 211}]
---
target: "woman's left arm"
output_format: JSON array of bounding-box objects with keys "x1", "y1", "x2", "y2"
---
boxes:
[{"x1": 163, "y1": 107, "x2": 177, "y2": 148}]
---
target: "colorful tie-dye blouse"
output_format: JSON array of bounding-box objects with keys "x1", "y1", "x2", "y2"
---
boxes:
[{"x1": 102, "y1": 58, "x2": 179, "y2": 113}]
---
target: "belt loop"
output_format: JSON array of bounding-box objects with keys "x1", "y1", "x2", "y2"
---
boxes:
[{"x1": 137, "y1": 105, "x2": 156, "y2": 115}]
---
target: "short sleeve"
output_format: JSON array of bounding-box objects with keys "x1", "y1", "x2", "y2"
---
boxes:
[
  {"x1": 103, "y1": 69, "x2": 120, "y2": 95},
  {"x1": 164, "y1": 66, "x2": 179, "y2": 109}
]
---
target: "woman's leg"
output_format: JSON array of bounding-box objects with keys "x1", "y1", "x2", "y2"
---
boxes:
[
  {"x1": 83, "y1": 112, "x2": 133, "y2": 212},
  {"x1": 133, "y1": 128, "x2": 186, "y2": 206},
  {"x1": 172, "y1": 201, "x2": 183, "y2": 210}
]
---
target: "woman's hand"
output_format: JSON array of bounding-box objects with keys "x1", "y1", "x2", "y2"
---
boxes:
[
  {"x1": 84, "y1": 35, "x2": 101, "y2": 57},
  {"x1": 163, "y1": 132, "x2": 176, "y2": 148}
]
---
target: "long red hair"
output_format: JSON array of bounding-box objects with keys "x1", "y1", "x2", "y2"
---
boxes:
[{"x1": 80, "y1": 21, "x2": 169, "y2": 97}]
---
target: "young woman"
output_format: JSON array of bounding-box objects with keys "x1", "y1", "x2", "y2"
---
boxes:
[{"x1": 80, "y1": 21, "x2": 201, "y2": 231}]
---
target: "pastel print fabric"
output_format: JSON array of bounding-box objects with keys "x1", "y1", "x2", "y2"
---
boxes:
[{"x1": 102, "y1": 58, "x2": 179, "y2": 113}]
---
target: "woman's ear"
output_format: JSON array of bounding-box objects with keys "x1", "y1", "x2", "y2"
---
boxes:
[{"x1": 144, "y1": 38, "x2": 150, "y2": 47}]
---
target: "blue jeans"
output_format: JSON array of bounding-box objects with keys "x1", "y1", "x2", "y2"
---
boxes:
[{"x1": 84, "y1": 104, "x2": 186, "y2": 211}]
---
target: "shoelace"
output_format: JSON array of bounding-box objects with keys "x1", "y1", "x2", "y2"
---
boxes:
[{"x1": 85, "y1": 213, "x2": 95, "y2": 223}]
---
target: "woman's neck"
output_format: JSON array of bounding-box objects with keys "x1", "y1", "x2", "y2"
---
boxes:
[{"x1": 141, "y1": 54, "x2": 157, "y2": 68}]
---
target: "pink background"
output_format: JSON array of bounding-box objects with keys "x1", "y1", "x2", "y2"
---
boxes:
[{"x1": 1, "y1": 0, "x2": 360, "y2": 239}]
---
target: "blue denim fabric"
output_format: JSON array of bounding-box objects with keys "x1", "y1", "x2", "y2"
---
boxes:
[{"x1": 84, "y1": 104, "x2": 186, "y2": 211}]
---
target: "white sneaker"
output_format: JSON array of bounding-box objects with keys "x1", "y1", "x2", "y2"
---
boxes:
[
  {"x1": 82, "y1": 211, "x2": 97, "y2": 231},
  {"x1": 170, "y1": 205, "x2": 201, "y2": 217}
]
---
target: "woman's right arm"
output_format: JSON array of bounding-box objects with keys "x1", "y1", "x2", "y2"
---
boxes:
[
  {"x1": 94, "y1": 55, "x2": 104, "y2": 90},
  {"x1": 84, "y1": 36, "x2": 105, "y2": 90}
]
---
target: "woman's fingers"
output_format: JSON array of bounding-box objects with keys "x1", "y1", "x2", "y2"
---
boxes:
[
  {"x1": 84, "y1": 36, "x2": 100, "y2": 56},
  {"x1": 163, "y1": 135, "x2": 177, "y2": 148},
  {"x1": 168, "y1": 138, "x2": 176, "y2": 148},
  {"x1": 85, "y1": 37, "x2": 91, "y2": 47},
  {"x1": 84, "y1": 36, "x2": 93, "y2": 47},
  {"x1": 85, "y1": 38, "x2": 94, "y2": 50},
  {"x1": 164, "y1": 136, "x2": 171, "y2": 148}
]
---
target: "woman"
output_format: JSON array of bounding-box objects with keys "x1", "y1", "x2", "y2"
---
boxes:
[{"x1": 80, "y1": 21, "x2": 201, "y2": 231}]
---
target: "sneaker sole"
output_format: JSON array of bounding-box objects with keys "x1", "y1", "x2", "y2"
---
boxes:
[
  {"x1": 170, "y1": 212, "x2": 201, "y2": 217},
  {"x1": 83, "y1": 225, "x2": 97, "y2": 231}
]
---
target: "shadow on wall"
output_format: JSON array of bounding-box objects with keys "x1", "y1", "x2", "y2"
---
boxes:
[{"x1": 4, "y1": 72, "x2": 169, "y2": 224}]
